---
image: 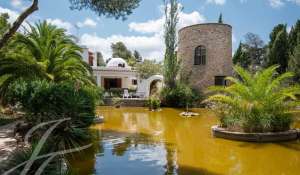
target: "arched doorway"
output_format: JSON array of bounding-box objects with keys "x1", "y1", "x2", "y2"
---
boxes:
[
  {"x1": 149, "y1": 79, "x2": 162, "y2": 96},
  {"x1": 136, "y1": 75, "x2": 163, "y2": 98}
]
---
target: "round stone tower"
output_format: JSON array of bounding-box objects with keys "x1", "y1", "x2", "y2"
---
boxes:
[{"x1": 178, "y1": 23, "x2": 233, "y2": 91}]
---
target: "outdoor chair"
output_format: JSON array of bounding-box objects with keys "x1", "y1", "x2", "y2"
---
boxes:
[{"x1": 123, "y1": 89, "x2": 131, "y2": 98}]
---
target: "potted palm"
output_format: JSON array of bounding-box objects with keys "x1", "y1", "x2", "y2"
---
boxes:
[{"x1": 205, "y1": 65, "x2": 300, "y2": 142}]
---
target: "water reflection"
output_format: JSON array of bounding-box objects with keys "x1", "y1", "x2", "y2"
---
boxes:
[
  {"x1": 69, "y1": 107, "x2": 300, "y2": 175},
  {"x1": 96, "y1": 131, "x2": 178, "y2": 175}
]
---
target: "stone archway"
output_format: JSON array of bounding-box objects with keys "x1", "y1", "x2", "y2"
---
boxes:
[
  {"x1": 136, "y1": 75, "x2": 163, "y2": 98},
  {"x1": 149, "y1": 79, "x2": 163, "y2": 96}
]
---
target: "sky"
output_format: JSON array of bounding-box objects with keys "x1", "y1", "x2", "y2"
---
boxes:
[{"x1": 0, "y1": 0, "x2": 300, "y2": 61}]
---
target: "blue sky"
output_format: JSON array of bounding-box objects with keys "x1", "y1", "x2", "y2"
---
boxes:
[{"x1": 0, "y1": 0, "x2": 300, "y2": 60}]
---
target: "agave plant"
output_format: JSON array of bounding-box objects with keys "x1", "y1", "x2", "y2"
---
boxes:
[
  {"x1": 0, "y1": 144, "x2": 70, "y2": 175},
  {"x1": 0, "y1": 21, "x2": 94, "y2": 98},
  {"x1": 205, "y1": 65, "x2": 300, "y2": 132}
]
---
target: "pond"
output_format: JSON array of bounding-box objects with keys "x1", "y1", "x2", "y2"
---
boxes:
[{"x1": 70, "y1": 107, "x2": 300, "y2": 175}]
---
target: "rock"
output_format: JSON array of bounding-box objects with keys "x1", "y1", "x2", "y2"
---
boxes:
[
  {"x1": 180, "y1": 112, "x2": 199, "y2": 117},
  {"x1": 94, "y1": 115, "x2": 104, "y2": 123}
]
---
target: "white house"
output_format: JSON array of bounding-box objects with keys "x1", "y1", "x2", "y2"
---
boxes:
[
  {"x1": 93, "y1": 58, "x2": 138, "y2": 90},
  {"x1": 81, "y1": 47, "x2": 163, "y2": 97}
]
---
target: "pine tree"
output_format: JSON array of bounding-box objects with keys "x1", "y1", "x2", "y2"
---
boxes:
[
  {"x1": 267, "y1": 26, "x2": 289, "y2": 73},
  {"x1": 111, "y1": 42, "x2": 133, "y2": 61},
  {"x1": 218, "y1": 13, "x2": 223, "y2": 23}
]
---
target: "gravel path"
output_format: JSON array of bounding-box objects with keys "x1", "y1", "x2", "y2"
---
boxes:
[{"x1": 0, "y1": 121, "x2": 17, "y2": 162}]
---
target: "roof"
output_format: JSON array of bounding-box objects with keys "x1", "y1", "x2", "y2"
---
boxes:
[{"x1": 106, "y1": 58, "x2": 130, "y2": 68}]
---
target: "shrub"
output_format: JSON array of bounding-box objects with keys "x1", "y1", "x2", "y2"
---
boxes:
[
  {"x1": 147, "y1": 96, "x2": 161, "y2": 110},
  {"x1": 0, "y1": 114, "x2": 16, "y2": 126},
  {"x1": 205, "y1": 65, "x2": 300, "y2": 132},
  {"x1": 0, "y1": 144, "x2": 68, "y2": 175},
  {"x1": 160, "y1": 82, "x2": 203, "y2": 108},
  {"x1": 5, "y1": 79, "x2": 98, "y2": 149},
  {"x1": 108, "y1": 88, "x2": 123, "y2": 97}
]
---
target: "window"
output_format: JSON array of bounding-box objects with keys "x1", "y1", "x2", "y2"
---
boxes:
[
  {"x1": 215, "y1": 76, "x2": 227, "y2": 86},
  {"x1": 132, "y1": 79, "x2": 137, "y2": 85},
  {"x1": 194, "y1": 45, "x2": 206, "y2": 65},
  {"x1": 118, "y1": 63, "x2": 125, "y2": 67}
]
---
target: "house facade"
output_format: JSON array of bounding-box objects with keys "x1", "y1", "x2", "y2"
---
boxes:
[{"x1": 93, "y1": 58, "x2": 138, "y2": 90}]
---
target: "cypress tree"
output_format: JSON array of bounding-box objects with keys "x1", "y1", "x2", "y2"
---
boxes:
[
  {"x1": 288, "y1": 42, "x2": 300, "y2": 82},
  {"x1": 268, "y1": 27, "x2": 289, "y2": 73},
  {"x1": 163, "y1": 0, "x2": 180, "y2": 88},
  {"x1": 218, "y1": 13, "x2": 223, "y2": 23},
  {"x1": 233, "y1": 42, "x2": 243, "y2": 65},
  {"x1": 233, "y1": 42, "x2": 251, "y2": 69},
  {"x1": 269, "y1": 24, "x2": 286, "y2": 49},
  {"x1": 288, "y1": 20, "x2": 300, "y2": 54}
]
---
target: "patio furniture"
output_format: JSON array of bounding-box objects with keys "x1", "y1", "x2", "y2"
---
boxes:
[{"x1": 123, "y1": 89, "x2": 131, "y2": 98}]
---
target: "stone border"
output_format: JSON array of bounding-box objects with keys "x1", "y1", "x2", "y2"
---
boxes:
[
  {"x1": 211, "y1": 125, "x2": 300, "y2": 142},
  {"x1": 103, "y1": 98, "x2": 147, "y2": 107}
]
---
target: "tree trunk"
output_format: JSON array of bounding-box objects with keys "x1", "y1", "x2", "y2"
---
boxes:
[{"x1": 0, "y1": 0, "x2": 39, "y2": 50}]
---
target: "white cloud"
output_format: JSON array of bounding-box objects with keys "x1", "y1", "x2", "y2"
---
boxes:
[
  {"x1": 268, "y1": 0, "x2": 300, "y2": 8},
  {"x1": 269, "y1": 0, "x2": 285, "y2": 8},
  {"x1": 206, "y1": 0, "x2": 226, "y2": 5},
  {"x1": 85, "y1": 9, "x2": 206, "y2": 61},
  {"x1": 287, "y1": 0, "x2": 300, "y2": 5},
  {"x1": 80, "y1": 33, "x2": 164, "y2": 61},
  {"x1": 129, "y1": 18, "x2": 163, "y2": 34},
  {"x1": 287, "y1": 26, "x2": 292, "y2": 33},
  {"x1": 76, "y1": 18, "x2": 97, "y2": 28},
  {"x1": 232, "y1": 33, "x2": 237, "y2": 44},
  {"x1": 129, "y1": 11, "x2": 205, "y2": 34},
  {"x1": 11, "y1": 0, "x2": 22, "y2": 8},
  {"x1": 0, "y1": 6, "x2": 19, "y2": 23},
  {"x1": 46, "y1": 18, "x2": 73, "y2": 33}
]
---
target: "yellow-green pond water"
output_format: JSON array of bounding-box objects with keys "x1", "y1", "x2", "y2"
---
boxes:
[{"x1": 70, "y1": 107, "x2": 300, "y2": 175}]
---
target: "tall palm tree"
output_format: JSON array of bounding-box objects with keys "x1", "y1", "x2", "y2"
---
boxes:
[
  {"x1": 205, "y1": 65, "x2": 300, "y2": 132},
  {"x1": 0, "y1": 21, "x2": 94, "y2": 97}
]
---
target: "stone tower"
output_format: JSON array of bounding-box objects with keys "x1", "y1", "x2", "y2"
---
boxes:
[{"x1": 177, "y1": 23, "x2": 233, "y2": 91}]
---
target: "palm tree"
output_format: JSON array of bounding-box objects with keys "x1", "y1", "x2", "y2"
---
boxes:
[
  {"x1": 205, "y1": 65, "x2": 300, "y2": 132},
  {"x1": 0, "y1": 21, "x2": 94, "y2": 97}
]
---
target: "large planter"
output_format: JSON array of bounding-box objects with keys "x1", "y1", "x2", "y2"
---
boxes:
[{"x1": 211, "y1": 125, "x2": 300, "y2": 142}]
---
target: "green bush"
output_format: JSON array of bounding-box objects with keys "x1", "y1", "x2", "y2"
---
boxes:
[
  {"x1": 205, "y1": 65, "x2": 300, "y2": 132},
  {"x1": 108, "y1": 88, "x2": 123, "y2": 97},
  {"x1": 0, "y1": 114, "x2": 16, "y2": 126},
  {"x1": 146, "y1": 96, "x2": 161, "y2": 110},
  {"x1": 5, "y1": 79, "x2": 98, "y2": 149},
  {"x1": 0, "y1": 144, "x2": 68, "y2": 175},
  {"x1": 160, "y1": 82, "x2": 203, "y2": 108}
]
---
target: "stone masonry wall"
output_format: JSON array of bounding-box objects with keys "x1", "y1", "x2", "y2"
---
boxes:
[{"x1": 177, "y1": 23, "x2": 233, "y2": 91}]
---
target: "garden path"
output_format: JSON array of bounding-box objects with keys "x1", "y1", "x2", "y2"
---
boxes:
[{"x1": 0, "y1": 121, "x2": 17, "y2": 162}]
